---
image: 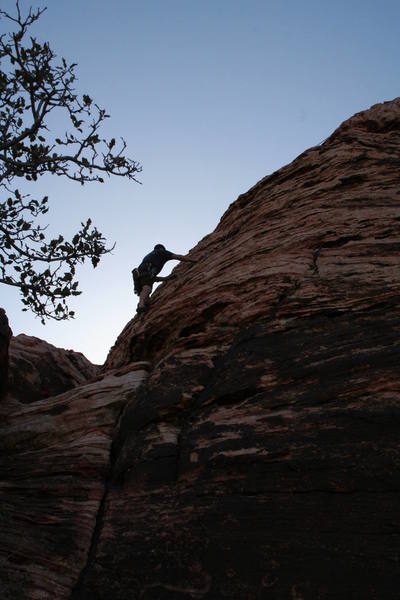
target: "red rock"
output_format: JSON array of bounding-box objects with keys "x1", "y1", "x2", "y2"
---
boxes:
[
  {"x1": 7, "y1": 334, "x2": 100, "y2": 403},
  {"x1": 106, "y1": 98, "x2": 400, "y2": 373},
  {"x1": 1, "y1": 99, "x2": 400, "y2": 599},
  {"x1": 0, "y1": 362, "x2": 148, "y2": 599}
]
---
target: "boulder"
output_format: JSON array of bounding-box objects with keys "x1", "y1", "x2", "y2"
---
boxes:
[{"x1": 7, "y1": 334, "x2": 100, "y2": 403}]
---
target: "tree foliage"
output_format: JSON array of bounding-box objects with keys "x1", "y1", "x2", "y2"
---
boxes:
[{"x1": 0, "y1": 2, "x2": 141, "y2": 322}]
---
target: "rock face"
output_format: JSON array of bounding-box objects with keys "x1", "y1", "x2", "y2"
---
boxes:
[
  {"x1": 1, "y1": 98, "x2": 400, "y2": 599},
  {"x1": 0, "y1": 308, "x2": 12, "y2": 399},
  {"x1": 7, "y1": 334, "x2": 101, "y2": 403},
  {"x1": 0, "y1": 363, "x2": 148, "y2": 599}
]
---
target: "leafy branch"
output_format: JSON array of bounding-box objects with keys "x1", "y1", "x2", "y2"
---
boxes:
[{"x1": 0, "y1": 2, "x2": 141, "y2": 321}]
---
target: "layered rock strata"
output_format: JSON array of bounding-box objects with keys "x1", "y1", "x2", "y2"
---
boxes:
[
  {"x1": 87, "y1": 98, "x2": 400, "y2": 599},
  {"x1": 0, "y1": 363, "x2": 148, "y2": 599},
  {"x1": 7, "y1": 334, "x2": 101, "y2": 403},
  {"x1": 1, "y1": 98, "x2": 400, "y2": 599}
]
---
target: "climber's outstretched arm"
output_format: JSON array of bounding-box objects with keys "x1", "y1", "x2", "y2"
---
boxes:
[{"x1": 171, "y1": 253, "x2": 196, "y2": 263}]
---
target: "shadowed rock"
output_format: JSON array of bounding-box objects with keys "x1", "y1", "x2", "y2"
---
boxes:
[
  {"x1": 7, "y1": 334, "x2": 101, "y2": 403},
  {"x1": 0, "y1": 363, "x2": 148, "y2": 599},
  {"x1": 0, "y1": 308, "x2": 12, "y2": 399}
]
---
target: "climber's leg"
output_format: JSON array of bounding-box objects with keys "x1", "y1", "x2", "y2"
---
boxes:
[{"x1": 137, "y1": 284, "x2": 152, "y2": 312}]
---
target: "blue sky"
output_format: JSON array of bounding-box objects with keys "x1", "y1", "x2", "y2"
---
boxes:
[{"x1": 1, "y1": 0, "x2": 399, "y2": 363}]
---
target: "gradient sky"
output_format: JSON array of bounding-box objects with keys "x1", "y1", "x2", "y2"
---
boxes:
[{"x1": 1, "y1": 0, "x2": 399, "y2": 364}]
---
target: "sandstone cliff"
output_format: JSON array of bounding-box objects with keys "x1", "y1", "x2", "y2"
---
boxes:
[
  {"x1": 1, "y1": 99, "x2": 400, "y2": 599},
  {"x1": 0, "y1": 363, "x2": 148, "y2": 599}
]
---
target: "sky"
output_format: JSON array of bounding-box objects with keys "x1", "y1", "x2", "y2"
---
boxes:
[{"x1": 1, "y1": 0, "x2": 399, "y2": 364}]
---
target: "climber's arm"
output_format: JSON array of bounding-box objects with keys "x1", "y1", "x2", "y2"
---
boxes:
[{"x1": 170, "y1": 253, "x2": 196, "y2": 263}]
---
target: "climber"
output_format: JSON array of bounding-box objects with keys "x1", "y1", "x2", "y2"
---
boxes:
[{"x1": 132, "y1": 244, "x2": 195, "y2": 313}]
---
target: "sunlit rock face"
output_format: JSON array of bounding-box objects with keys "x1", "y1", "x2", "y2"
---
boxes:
[
  {"x1": 6, "y1": 334, "x2": 101, "y2": 403},
  {"x1": 1, "y1": 99, "x2": 400, "y2": 599}
]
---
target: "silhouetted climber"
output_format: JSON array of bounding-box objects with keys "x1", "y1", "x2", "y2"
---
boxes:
[{"x1": 132, "y1": 244, "x2": 195, "y2": 313}]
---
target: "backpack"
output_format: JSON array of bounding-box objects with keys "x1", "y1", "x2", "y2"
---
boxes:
[
  {"x1": 132, "y1": 268, "x2": 142, "y2": 296},
  {"x1": 132, "y1": 263, "x2": 158, "y2": 296}
]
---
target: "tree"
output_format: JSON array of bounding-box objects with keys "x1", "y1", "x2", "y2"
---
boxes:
[{"x1": 0, "y1": 2, "x2": 141, "y2": 322}]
